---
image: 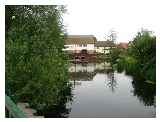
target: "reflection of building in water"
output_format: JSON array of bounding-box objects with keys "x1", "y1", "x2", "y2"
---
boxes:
[
  {"x1": 69, "y1": 62, "x2": 112, "y2": 73},
  {"x1": 68, "y1": 62, "x2": 113, "y2": 81},
  {"x1": 69, "y1": 63, "x2": 95, "y2": 73}
]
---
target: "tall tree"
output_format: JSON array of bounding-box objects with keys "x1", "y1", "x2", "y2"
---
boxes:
[
  {"x1": 5, "y1": 5, "x2": 72, "y2": 114},
  {"x1": 129, "y1": 30, "x2": 156, "y2": 82}
]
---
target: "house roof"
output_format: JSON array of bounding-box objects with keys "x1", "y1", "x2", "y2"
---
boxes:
[
  {"x1": 117, "y1": 43, "x2": 128, "y2": 49},
  {"x1": 65, "y1": 35, "x2": 97, "y2": 45},
  {"x1": 95, "y1": 41, "x2": 115, "y2": 47}
]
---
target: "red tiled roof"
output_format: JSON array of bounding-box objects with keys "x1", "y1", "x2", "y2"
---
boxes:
[{"x1": 117, "y1": 43, "x2": 128, "y2": 49}]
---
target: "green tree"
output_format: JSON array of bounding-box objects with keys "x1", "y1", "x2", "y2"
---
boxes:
[
  {"x1": 110, "y1": 48, "x2": 122, "y2": 64},
  {"x1": 5, "y1": 5, "x2": 72, "y2": 114},
  {"x1": 129, "y1": 30, "x2": 156, "y2": 81},
  {"x1": 113, "y1": 29, "x2": 156, "y2": 82}
]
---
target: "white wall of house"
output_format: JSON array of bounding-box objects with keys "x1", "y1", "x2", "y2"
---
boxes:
[
  {"x1": 63, "y1": 44, "x2": 113, "y2": 54},
  {"x1": 96, "y1": 47, "x2": 111, "y2": 54},
  {"x1": 63, "y1": 44, "x2": 95, "y2": 52}
]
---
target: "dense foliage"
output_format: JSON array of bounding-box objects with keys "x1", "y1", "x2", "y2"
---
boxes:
[
  {"x1": 5, "y1": 5, "x2": 72, "y2": 115},
  {"x1": 110, "y1": 30, "x2": 156, "y2": 83},
  {"x1": 132, "y1": 79, "x2": 155, "y2": 106}
]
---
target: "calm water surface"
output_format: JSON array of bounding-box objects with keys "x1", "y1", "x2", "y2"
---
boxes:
[{"x1": 66, "y1": 62, "x2": 155, "y2": 118}]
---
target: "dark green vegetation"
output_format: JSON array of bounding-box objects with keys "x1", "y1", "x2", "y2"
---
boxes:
[
  {"x1": 110, "y1": 30, "x2": 156, "y2": 108},
  {"x1": 5, "y1": 5, "x2": 72, "y2": 117},
  {"x1": 132, "y1": 79, "x2": 155, "y2": 106},
  {"x1": 110, "y1": 30, "x2": 156, "y2": 84}
]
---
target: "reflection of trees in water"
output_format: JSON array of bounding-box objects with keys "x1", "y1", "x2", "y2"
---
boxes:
[
  {"x1": 37, "y1": 104, "x2": 71, "y2": 118},
  {"x1": 106, "y1": 72, "x2": 117, "y2": 93},
  {"x1": 69, "y1": 71, "x2": 96, "y2": 81},
  {"x1": 132, "y1": 80, "x2": 156, "y2": 106},
  {"x1": 36, "y1": 92, "x2": 73, "y2": 118}
]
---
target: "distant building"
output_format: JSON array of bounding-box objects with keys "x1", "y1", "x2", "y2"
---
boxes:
[
  {"x1": 117, "y1": 42, "x2": 128, "y2": 49},
  {"x1": 63, "y1": 35, "x2": 97, "y2": 54},
  {"x1": 95, "y1": 41, "x2": 115, "y2": 54},
  {"x1": 63, "y1": 35, "x2": 116, "y2": 54}
]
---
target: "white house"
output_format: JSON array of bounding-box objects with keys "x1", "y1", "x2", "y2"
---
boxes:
[
  {"x1": 63, "y1": 35, "x2": 97, "y2": 54},
  {"x1": 63, "y1": 35, "x2": 115, "y2": 54},
  {"x1": 95, "y1": 41, "x2": 115, "y2": 54}
]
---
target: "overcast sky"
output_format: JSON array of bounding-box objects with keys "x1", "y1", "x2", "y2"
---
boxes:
[{"x1": 62, "y1": 0, "x2": 159, "y2": 42}]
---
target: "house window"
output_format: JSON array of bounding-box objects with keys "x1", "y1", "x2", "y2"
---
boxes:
[
  {"x1": 83, "y1": 44, "x2": 87, "y2": 47},
  {"x1": 79, "y1": 44, "x2": 83, "y2": 47},
  {"x1": 78, "y1": 44, "x2": 87, "y2": 47}
]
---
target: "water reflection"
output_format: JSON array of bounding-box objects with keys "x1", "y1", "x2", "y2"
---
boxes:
[
  {"x1": 69, "y1": 62, "x2": 113, "y2": 81},
  {"x1": 132, "y1": 79, "x2": 156, "y2": 106},
  {"x1": 43, "y1": 62, "x2": 155, "y2": 117},
  {"x1": 40, "y1": 100, "x2": 72, "y2": 118},
  {"x1": 106, "y1": 72, "x2": 117, "y2": 93},
  {"x1": 67, "y1": 62, "x2": 155, "y2": 117},
  {"x1": 42, "y1": 93, "x2": 73, "y2": 118},
  {"x1": 69, "y1": 62, "x2": 118, "y2": 92}
]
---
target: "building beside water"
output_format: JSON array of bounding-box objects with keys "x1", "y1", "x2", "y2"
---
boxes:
[
  {"x1": 63, "y1": 35, "x2": 97, "y2": 54},
  {"x1": 95, "y1": 41, "x2": 115, "y2": 54},
  {"x1": 63, "y1": 35, "x2": 115, "y2": 54}
]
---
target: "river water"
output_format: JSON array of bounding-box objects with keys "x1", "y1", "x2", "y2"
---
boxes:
[{"x1": 66, "y1": 62, "x2": 156, "y2": 118}]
